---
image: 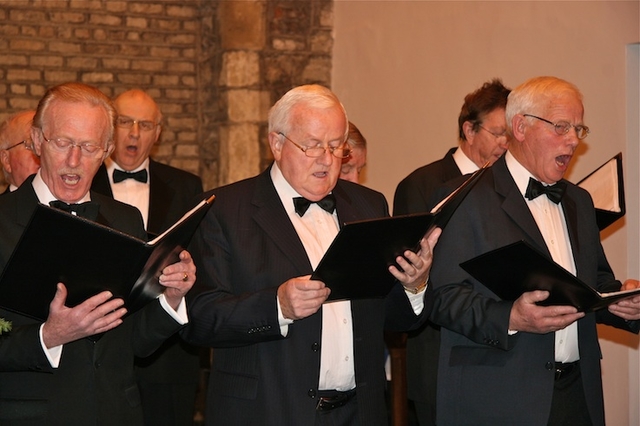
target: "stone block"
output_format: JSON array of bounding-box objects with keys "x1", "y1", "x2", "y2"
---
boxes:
[
  {"x1": 30, "y1": 55, "x2": 64, "y2": 67},
  {"x1": 167, "y1": 5, "x2": 197, "y2": 18},
  {"x1": 227, "y1": 89, "x2": 262, "y2": 122},
  {"x1": 43, "y1": 70, "x2": 77, "y2": 82},
  {"x1": 0, "y1": 55, "x2": 28, "y2": 66},
  {"x1": 126, "y1": 17, "x2": 148, "y2": 29},
  {"x1": 219, "y1": 123, "x2": 261, "y2": 185},
  {"x1": 129, "y1": 2, "x2": 164, "y2": 15},
  {"x1": 220, "y1": 51, "x2": 260, "y2": 87},
  {"x1": 10, "y1": 39, "x2": 45, "y2": 51},
  {"x1": 219, "y1": 1, "x2": 265, "y2": 50},
  {"x1": 82, "y1": 72, "x2": 114, "y2": 83},
  {"x1": 8, "y1": 69, "x2": 41, "y2": 80},
  {"x1": 302, "y1": 57, "x2": 331, "y2": 84},
  {"x1": 89, "y1": 14, "x2": 122, "y2": 26},
  {"x1": 67, "y1": 56, "x2": 99, "y2": 69},
  {"x1": 50, "y1": 12, "x2": 85, "y2": 23}
]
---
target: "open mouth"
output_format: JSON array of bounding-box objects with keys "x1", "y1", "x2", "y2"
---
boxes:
[{"x1": 555, "y1": 155, "x2": 572, "y2": 167}]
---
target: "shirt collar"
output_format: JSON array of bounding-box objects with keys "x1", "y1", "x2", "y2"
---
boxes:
[
  {"x1": 453, "y1": 147, "x2": 480, "y2": 175},
  {"x1": 270, "y1": 162, "x2": 303, "y2": 215},
  {"x1": 505, "y1": 151, "x2": 541, "y2": 198},
  {"x1": 106, "y1": 157, "x2": 150, "y2": 183}
]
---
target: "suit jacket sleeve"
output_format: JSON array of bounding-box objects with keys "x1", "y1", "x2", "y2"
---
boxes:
[{"x1": 0, "y1": 323, "x2": 54, "y2": 372}]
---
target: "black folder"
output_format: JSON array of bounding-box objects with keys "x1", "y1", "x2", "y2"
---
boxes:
[
  {"x1": 312, "y1": 166, "x2": 487, "y2": 301},
  {"x1": 576, "y1": 152, "x2": 625, "y2": 230},
  {"x1": 0, "y1": 195, "x2": 215, "y2": 321},
  {"x1": 460, "y1": 240, "x2": 640, "y2": 312}
]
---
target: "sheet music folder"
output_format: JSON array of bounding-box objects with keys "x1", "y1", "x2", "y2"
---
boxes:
[
  {"x1": 0, "y1": 194, "x2": 215, "y2": 321},
  {"x1": 312, "y1": 167, "x2": 487, "y2": 301},
  {"x1": 576, "y1": 152, "x2": 625, "y2": 230},
  {"x1": 460, "y1": 240, "x2": 640, "y2": 312}
]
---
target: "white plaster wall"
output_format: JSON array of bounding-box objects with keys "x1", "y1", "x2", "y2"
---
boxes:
[{"x1": 332, "y1": 1, "x2": 640, "y2": 424}]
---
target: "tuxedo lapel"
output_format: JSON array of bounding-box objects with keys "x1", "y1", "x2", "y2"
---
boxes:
[
  {"x1": 14, "y1": 177, "x2": 39, "y2": 228},
  {"x1": 251, "y1": 169, "x2": 313, "y2": 274},
  {"x1": 147, "y1": 161, "x2": 174, "y2": 232},
  {"x1": 92, "y1": 164, "x2": 114, "y2": 197},
  {"x1": 492, "y1": 157, "x2": 549, "y2": 254},
  {"x1": 332, "y1": 183, "x2": 359, "y2": 226}
]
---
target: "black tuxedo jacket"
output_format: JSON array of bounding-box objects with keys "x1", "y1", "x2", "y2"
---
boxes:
[
  {"x1": 428, "y1": 155, "x2": 638, "y2": 426},
  {"x1": 182, "y1": 165, "x2": 431, "y2": 426},
  {"x1": 91, "y1": 159, "x2": 204, "y2": 236},
  {"x1": 392, "y1": 147, "x2": 462, "y2": 421},
  {"x1": 0, "y1": 176, "x2": 183, "y2": 426},
  {"x1": 92, "y1": 158, "x2": 204, "y2": 425},
  {"x1": 393, "y1": 147, "x2": 460, "y2": 216}
]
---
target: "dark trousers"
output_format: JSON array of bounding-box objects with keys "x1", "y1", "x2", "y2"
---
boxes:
[
  {"x1": 548, "y1": 363, "x2": 593, "y2": 426},
  {"x1": 315, "y1": 394, "x2": 359, "y2": 426}
]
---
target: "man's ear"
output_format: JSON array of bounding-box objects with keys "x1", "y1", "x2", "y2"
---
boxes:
[
  {"x1": 511, "y1": 114, "x2": 526, "y2": 142},
  {"x1": 30, "y1": 127, "x2": 43, "y2": 156},
  {"x1": 105, "y1": 142, "x2": 115, "y2": 158},
  {"x1": 268, "y1": 131, "x2": 283, "y2": 161},
  {"x1": 0, "y1": 150, "x2": 11, "y2": 173},
  {"x1": 462, "y1": 121, "x2": 476, "y2": 145}
]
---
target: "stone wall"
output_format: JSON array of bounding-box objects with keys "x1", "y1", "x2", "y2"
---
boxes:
[{"x1": 0, "y1": 0, "x2": 333, "y2": 191}]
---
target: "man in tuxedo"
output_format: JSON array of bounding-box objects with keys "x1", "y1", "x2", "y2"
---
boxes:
[
  {"x1": 340, "y1": 121, "x2": 367, "y2": 183},
  {"x1": 0, "y1": 110, "x2": 40, "y2": 193},
  {"x1": 394, "y1": 78, "x2": 511, "y2": 215},
  {"x1": 393, "y1": 78, "x2": 510, "y2": 426},
  {"x1": 428, "y1": 76, "x2": 640, "y2": 425},
  {"x1": 0, "y1": 82, "x2": 196, "y2": 426},
  {"x1": 182, "y1": 84, "x2": 441, "y2": 426},
  {"x1": 90, "y1": 88, "x2": 204, "y2": 426}
]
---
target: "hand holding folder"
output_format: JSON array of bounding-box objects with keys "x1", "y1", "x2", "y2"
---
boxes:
[
  {"x1": 0, "y1": 195, "x2": 214, "y2": 321},
  {"x1": 312, "y1": 167, "x2": 487, "y2": 301},
  {"x1": 460, "y1": 240, "x2": 640, "y2": 312}
]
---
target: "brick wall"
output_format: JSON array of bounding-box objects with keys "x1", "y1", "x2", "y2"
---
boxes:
[{"x1": 0, "y1": 0, "x2": 333, "y2": 191}]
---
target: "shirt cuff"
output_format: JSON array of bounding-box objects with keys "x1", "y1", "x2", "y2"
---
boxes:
[
  {"x1": 405, "y1": 284, "x2": 427, "y2": 315},
  {"x1": 158, "y1": 293, "x2": 188, "y2": 325},
  {"x1": 39, "y1": 323, "x2": 62, "y2": 368},
  {"x1": 276, "y1": 296, "x2": 294, "y2": 337}
]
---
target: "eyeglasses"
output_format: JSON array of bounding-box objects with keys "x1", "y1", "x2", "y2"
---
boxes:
[
  {"x1": 477, "y1": 125, "x2": 507, "y2": 139},
  {"x1": 4, "y1": 139, "x2": 32, "y2": 151},
  {"x1": 41, "y1": 131, "x2": 108, "y2": 157},
  {"x1": 523, "y1": 114, "x2": 590, "y2": 140},
  {"x1": 116, "y1": 116, "x2": 159, "y2": 132},
  {"x1": 279, "y1": 133, "x2": 351, "y2": 159}
]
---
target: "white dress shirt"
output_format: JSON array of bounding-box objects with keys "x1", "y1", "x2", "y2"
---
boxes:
[
  {"x1": 30, "y1": 170, "x2": 187, "y2": 368},
  {"x1": 505, "y1": 152, "x2": 580, "y2": 363},
  {"x1": 452, "y1": 147, "x2": 480, "y2": 175},
  {"x1": 105, "y1": 157, "x2": 151, "y2": 230},
  {"x1": 270, "y1": 163, "x2": 425, "y2": 391}
]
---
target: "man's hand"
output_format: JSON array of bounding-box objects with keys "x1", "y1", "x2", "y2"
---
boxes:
[
  {"x1": 277, "y1": 275, "x2": 330, "y2": 320},
  {"x1": 158, "y1": 250, "x2": 196, "y2": 311},
  {"x1": 509, "y1": 290, "x2": 584, "y2": 333},
  {"x1": 389, "y1": 227, "x2": 442, "y2": 291},
  {"x1": 42, "y1": 283, "x2": 127, "y2": 348},
  {"x1": 608, "y1": 279, "x2": 640, "y2": 320}
]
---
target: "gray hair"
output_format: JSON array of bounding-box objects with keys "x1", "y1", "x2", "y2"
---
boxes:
[{"x1": 268, "y1": 84, "x2": 349, "y2": 139}]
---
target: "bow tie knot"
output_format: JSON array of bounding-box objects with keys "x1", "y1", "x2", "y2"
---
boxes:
[
  {"x1": 293, "y1": 194, "x2": 336, "y2": 216},
  {"x1": 113, "y1": 168, "x2": 148, "y2": 183},
  {"x1": 525, "y1": 178, "x2": 566, "y2": 204},
  {"x1": 49, "y1": 200, "x2": 100, "y2": 220}
]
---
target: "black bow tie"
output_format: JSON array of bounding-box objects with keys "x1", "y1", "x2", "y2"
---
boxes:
[
  {"x1": 293, "y1": 194, "x2": 336, "y2": 216},
  {"x1": 525, "y1": 178, "x2": 567, "y2": 204},
  {"x1": 49, "y1": 200, "x2": 100, "y2": 220},
  {"x1": 113, "y1": 169, "x2": 148, "y2": 183}
]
